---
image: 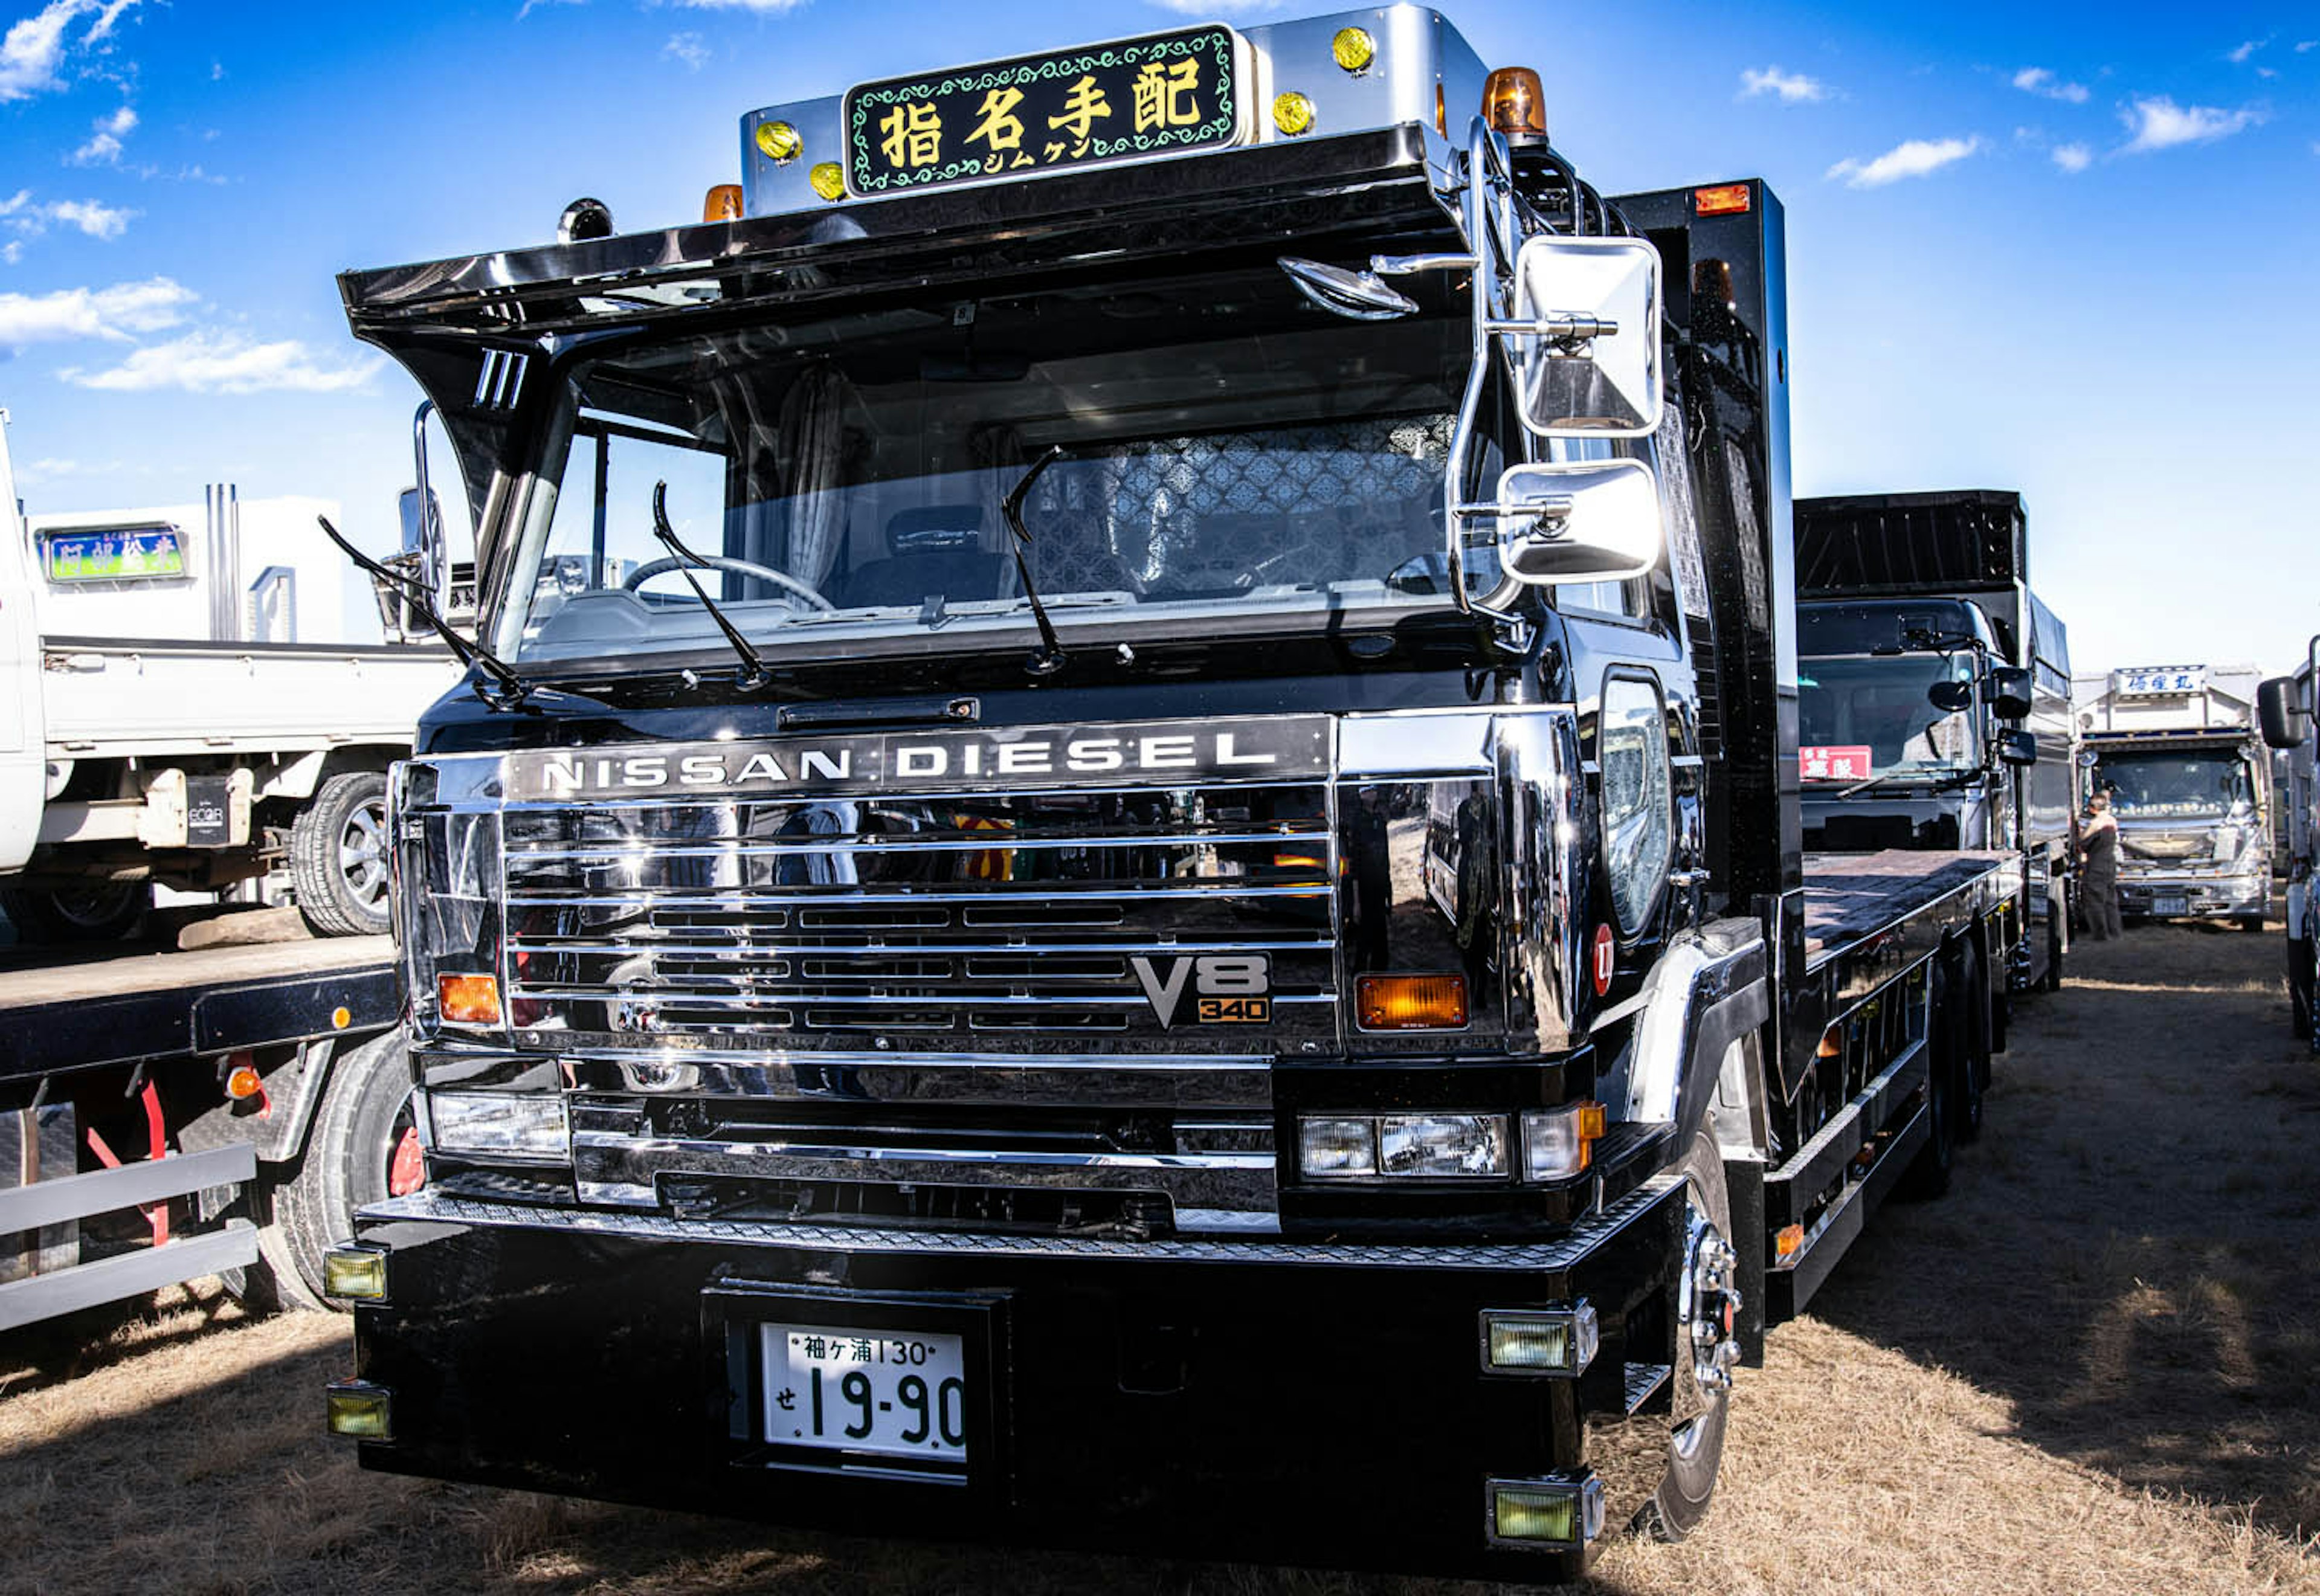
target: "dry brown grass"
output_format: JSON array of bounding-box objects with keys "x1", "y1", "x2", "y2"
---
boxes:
[{"x1": 5, "y1": 924, "x2": 2319, "y2": 1594}]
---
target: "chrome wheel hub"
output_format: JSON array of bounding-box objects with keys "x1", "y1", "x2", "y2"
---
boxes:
[
  {"x1": 1677, "y1": 1205, "x2": 1742, "y2": 1401},
  {"x1": 338, "y1": 799, "x2": 389, "y2": 913}
]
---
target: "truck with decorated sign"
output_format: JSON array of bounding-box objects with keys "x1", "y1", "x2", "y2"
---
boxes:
[
  {"x1": 1793, "y1": 490, "x2": 2075, "y2": 993},
  {"x1": 314, "y1": 8, "x2": 2025, "y2": 1578},
  {"x1": 2074, "y1": 664, "x2": 2270, "y2": 928},
  {"x1": 0, "y1": 411, "x2": 460, "y2": 941},
  {"x1": 2256, "y1": 651, "x2": 2317, "y2": 1042}
]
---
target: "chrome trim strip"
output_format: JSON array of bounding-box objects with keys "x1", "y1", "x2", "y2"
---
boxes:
[
  {"x1": 504, "y1": 828, "x2": 1330, "y2": 862},
  {"x1": 571, "y1": 1132, "x2": 1274, "y2": 1173},
  {"x1": 504, "y1": 883, "x2": 1330, "y2": 909},
  {"x1": 362, "y1": 1174, "x2": 1680, "y2": 1269}
]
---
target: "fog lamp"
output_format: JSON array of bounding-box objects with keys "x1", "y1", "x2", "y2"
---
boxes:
[
  {"x1": 1482, "y1": 1303, "x2": 1599, "y2": 1375},
  {"x1": 1487, "y1": 1473, "x2": 1604, "y2": 1548},
  {"x1": 808, "y1": 162, "x2": 845, "y2": 201},
  {"x1": 1520, "y1": 1101, "x2": 1605, "y2": 1182},
  {"x1": 437, "y1": 971, "x2": 501, "y2": 1025},
  {"x1": 1272, "y1": 91, "x2": 1315, "y2": 137},
  {"x1": 427, "y1": 1090, "x2": 568, "y2": 1160},
  {"x1": 1298, "y1": 1116, "x2": 1376, "y2": 1177},
  {"x1": 1379, "y1": 1113, "x2": 1509, "y2": 1178},
  {"x1": 1355, "y1": 973, "x2": 1468, "y2": 1031},
  {"x1": 1330, "y1": 26, "x2": 1374, "y2": 72},
  {"x1": 323, "y1": 1244, "x2": 388, "y2": 1299},
  {"x1": 755, "y1": 119, "x2": 802, "y2": 162},
  {"x1": 326, "y1": 1382, "x2": 393, "y2": 1441}
]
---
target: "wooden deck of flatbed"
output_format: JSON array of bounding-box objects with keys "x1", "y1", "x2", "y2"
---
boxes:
[
  {"x1": 0, "y1": 935, "x2": 395, "y2": 1086},
  {"x1": 1802, "y1": 848, "x2": 2017, "y2": 970}
]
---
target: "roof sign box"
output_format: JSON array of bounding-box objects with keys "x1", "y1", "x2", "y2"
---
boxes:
[
  {"x1": 842, "y1": 25, "x2": 1245, "y2": 198},
  {"x1": 2114, "y1": 666, "x2": 2207, "y2": 698},
  {"x1": 39, "y1": 525, "x2": 188, "y2": 585}
]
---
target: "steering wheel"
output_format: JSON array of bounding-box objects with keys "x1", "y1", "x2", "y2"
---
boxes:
[{"x1": 622, "y1": 554, "x2": 836, "y2": 612}]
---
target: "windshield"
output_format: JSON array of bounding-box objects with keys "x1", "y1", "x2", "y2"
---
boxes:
[
  {"x1": 2090, "y1": 748, "x2": 2252, "y2": 819},
  {"x1": 1796, "y1": 654, "x2": 1979, "y2": 782},
  {"x1": 495, "y1": 264, "x2": 1483, "y2": 667}
]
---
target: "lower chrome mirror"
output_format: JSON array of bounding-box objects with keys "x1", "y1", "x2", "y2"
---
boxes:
[{"x1": 1492, "y1": 459, "x2": 1661, "y2": 585}]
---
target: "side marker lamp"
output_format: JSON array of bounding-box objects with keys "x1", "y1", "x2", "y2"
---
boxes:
[
  {"x1": 1481, "y1": 66, "x2": 1547, "y2": 139},
  {"x1": 1355, "y1": 973, "x2": 1468, "y2": 1031},
  {"x1": 322, "y1": 1244, "x2": 388, "y2": 1301},
  {"x1": 326, "y1": 1381, "x2": 393, "y2": 1441},
  {"x1": 1775, "y1": 1223, "x2": 1805, "y2": 1260},
  {"x1": 224, "y1": 1063, "x2": 263, "y2": 1101},
  {"x1": 437, "y1": 971, "x2": 502, "y2": 1026},
  {"x1": 1520, "y1": 1101, "x2": 1605, "y2": 1182},
  {"x1": 1694, "y1": 182, "x2": 1751, "y2": 216},
  {"x1": 1487, "y1": 1473, "x2": 1605, "y2": 1548},
  {"x1": 1481, "y1": 1302, "x2": 1599, "y2": 1376}
]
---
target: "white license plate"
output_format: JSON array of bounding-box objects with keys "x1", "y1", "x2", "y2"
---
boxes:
[
  {"x1": 2153, "y1": 895, "x2": 2188, "y2": 917},
  {"x1": 759, "y1": 1324, "x2": 968, "y2": 1459}
]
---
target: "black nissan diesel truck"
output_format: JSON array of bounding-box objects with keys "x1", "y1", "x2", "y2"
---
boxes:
[{"x1": 317, "y1": 8, "x2": 2024, "y2": 1578}]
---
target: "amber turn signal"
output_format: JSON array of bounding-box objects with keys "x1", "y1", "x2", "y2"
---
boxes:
[
  {"x1": 224, "y1": 1063, "x2": 263, "y2": 1101},
  {"x1": 438, "y1": 972, "x2": 503, "y2": 1025},
  {"x1": 1693, "y1": 182, "x2": 1751, "y2": 216},
  {"x1": 1481, "y1": 66, "x2": 1547, "y2": 138},
  {"x1": 1356, "y1": 973, "x2": 1469, "y2": 1031},
  {"x1": 1776, "y1": 1223, "x2": 1805, "y2": 1259},
  {"x1": 703, "y1": 183, "x2": 744, "y2": 223}
]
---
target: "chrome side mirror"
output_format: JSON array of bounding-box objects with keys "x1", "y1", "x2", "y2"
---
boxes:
[
  {"x1": 1493, "y1": 459, "x2": 1662, "y2": 585},
  {"x1": 2258, "y1": 675, "x2": 2309, "y2": 749},
  {"x1": 1278, "y1": 257, "x2": 1418, "y2": 321},
  {"x1": 397, "y1": 486, "x2": 440, "y2": 562},
  {"x1": 1503, "y1": 235, "x2": 1663, "y2": 438}
]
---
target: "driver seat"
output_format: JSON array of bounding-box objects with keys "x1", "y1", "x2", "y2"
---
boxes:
[{"x1": 838, "y1": 505, "x2": 1010, "y2": 610}]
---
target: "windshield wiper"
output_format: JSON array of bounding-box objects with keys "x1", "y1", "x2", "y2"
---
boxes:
[
  {"x1": 316, "y1": 513, "x2": 530, "y2": 708},
  {"x1": 649, "y1": 481, "x2": 770, "y2": 690},
  {"x1": 1834, "y1": 766, "x2": 1977, "y2": 800},
  {"x1": 1000, "y1": 444, "x2": 1068, "y2": 678}
]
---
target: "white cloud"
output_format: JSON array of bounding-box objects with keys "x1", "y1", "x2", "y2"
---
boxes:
[
  {"x1": 2012, "y1": 66, "x2": 2089, "y2": 104},
  {"x1": 515, "y1": 0, "x2": 582, "y2": 16},
  {"x1": 2118, "y1": 95, "x2": 2264, "y2": 153},
  {"x1": 1739, "y1": 65, "x2": 1828, "y2": 103},
  {"x1": 69, "y1": 102, "x2": 134, "y2": 164},
  {"x1": 2225, "y1": 39, "x2": 2264, "y2": 64},
  {"x1": 60, "y1": 328, "x2": 382, "y2": 394},
  {"x1": 1, "y1": 242, "x2": 20, "y2": 265},
  {"x1": 0, "y1": 275, "x2": 191, "y2": 348},
  {"x1": 1827, "y1": 135, "x2": 1983, "y2": 188},
  {"x1": 663, "y1": 30, "x2": 708, "y2": 69},
  {"x1": 46, "y1": 197, "x2": 130, "y2": 237},
  {"x1": 657, "y1": 0, "x2": 813, "y2": 9},
  {"x1": 2299, "y1": 40, "x2": 2318, "y2": 53},
  {"x1": 0, "y1": 0, "x2": 136, "y2": 101},
  {"x1": 2051, "y1": 143, "x2": 2092, "y2": 173}
]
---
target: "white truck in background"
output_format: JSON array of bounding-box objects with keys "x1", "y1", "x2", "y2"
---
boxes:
[
  {"x1": 0, "y1": 410, "x2": 457, "y2": 940},
  {"x1": 2074, "y1": 664, "x2": 2271, "y2": 929}
]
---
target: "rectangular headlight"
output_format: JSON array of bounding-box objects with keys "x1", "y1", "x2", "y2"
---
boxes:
[
  {"x1": 1297, "y1": 1116, "x2": 1377, "y2": 1177},
  {"x1": 1379, "y1": 1113, "x2": 1509, "y2": 1178},
  {"x1": 427, "y1": 1090, "x2": 568, "y2": 1160}
]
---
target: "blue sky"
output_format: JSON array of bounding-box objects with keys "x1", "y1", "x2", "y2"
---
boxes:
[{"x1": 0, "y1": 0, "x2": 2313, "y2": 675}]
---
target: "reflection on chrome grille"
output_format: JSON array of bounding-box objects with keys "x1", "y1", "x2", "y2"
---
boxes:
[{"x1": 500, "y1": 782, "x2": 1339, "y2": 1054}]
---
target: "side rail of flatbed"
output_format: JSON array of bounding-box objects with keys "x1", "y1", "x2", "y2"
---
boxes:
[
  {"x1": 1, "y1": 938, "x2": 398, "y2": 1331},
  {"x1": 1761, "y1": 849, "x2": 2023, "y2": 1319}
]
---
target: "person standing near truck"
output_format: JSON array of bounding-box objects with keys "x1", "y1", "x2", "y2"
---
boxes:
[{"x1": 2081, "y1": 792, "x2": 2122, "y2": 939}]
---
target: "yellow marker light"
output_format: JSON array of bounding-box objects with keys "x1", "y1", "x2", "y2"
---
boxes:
[
  {"x1": 1481, "y1": 66, "x2": 1547, "y2": 138},
  {"x1": 755, "y1": 120, "x2": 802, "y2": 162},
  {"x1": 437, "y1": 971, "x2": 502, "y2": 1025},
  {"x1": 224, "y1": 1063, "x2": 263, "y2": 1101},
  {"x1": 1694, "y1": 182, "x2": 1752, "y2": 216},
  {"x1": 1482, "y1": 1303, "x2": 1599, "y2": 1374},
  {"x1": 1272, "y1": 90, "x2": 1316, "y2": 137},
  {"x1": 330, "y1": 1005, "x2": 351, "y2": 1030},
  {"x1": 322, "y1": 1246, "x2": 387, "y2": 1300},
  {"x1": 1355, "y1": 973, "x2": 1469, "y2": 1031},
  {"x1": 1330, "y1": 26, "x2": 1374, "y2": 72},
  {"x1": 703, "y1": 183, "x2": 744, "y2": 223},
  {"x1": 1775, "y1": 1222, "x2": 1805, "y2": 1260},
  {"x1": 808, "y1": 162, "x2": 845, "y2": 201},
  {"x1": 325, "y1": 1382, "x2": 393, "y2": 1441}
]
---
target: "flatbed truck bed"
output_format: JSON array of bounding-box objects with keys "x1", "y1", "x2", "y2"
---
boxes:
[{"x1": 1802, "y1": 849, "x2": 2019, "y2": 968}]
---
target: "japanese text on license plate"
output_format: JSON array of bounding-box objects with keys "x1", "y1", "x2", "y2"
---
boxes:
[{"x1": 760, "y1": 1324, "x2": 968, "y2": 1459}]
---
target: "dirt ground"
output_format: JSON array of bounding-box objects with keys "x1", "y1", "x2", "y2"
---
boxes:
[{"x1": 5, "y1": 922, "x2": 2319, "y2": 1595}]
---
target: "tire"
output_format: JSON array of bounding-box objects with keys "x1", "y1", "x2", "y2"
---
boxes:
[
  {"x1": 2292, "y1": 933, "x2": 2315, "y2": 1043},
  {"x1": 1636, "y1": 1123, "x2": 1733, "y2": 1542},
  {"x1": 2040, "y1": 903, "x2": 2066, "y2": 993},
  {"x1": 1953, "y1": 946, "x2": 1988, "y2": 1144},
  {"x1": 0, "y1": 880, "x2": 150, "y2": 943},
  {"x1": 1900, "y1": 966, "x2": 1958, "y2": 1200},
  {"x1": 2237, "y1": 915, "x2": 2267, "y2": 934},
  {"x1": 291, "y1": 771, "x2": 392, "y2": 937},
  {"x1": 256, "y1": 1030, "x2": 420, "y2": 1310}
]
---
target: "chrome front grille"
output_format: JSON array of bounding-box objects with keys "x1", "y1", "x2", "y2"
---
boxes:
[{"x1": 498, "y1": 782, "x2": 1340, "y2": 1055}]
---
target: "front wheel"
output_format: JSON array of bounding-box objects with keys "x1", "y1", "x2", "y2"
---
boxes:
[
  {"x1": 253, "y1": 1030, "x2": 419, "y2": 1310},
  {"x1": 1636, "y1": 1124, "x2": 1736, "y2": 1542},
  {"x1": 290, "y1": 771, "x2": 392, "y2": 937}
]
